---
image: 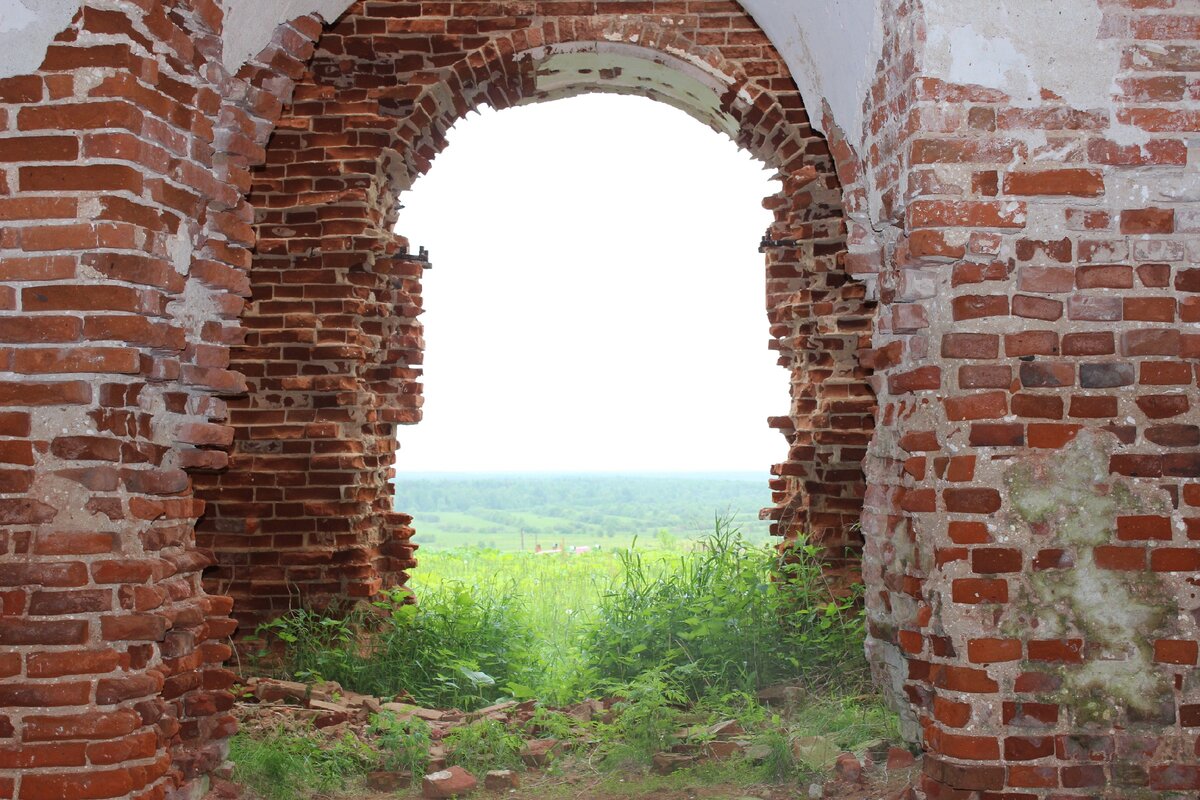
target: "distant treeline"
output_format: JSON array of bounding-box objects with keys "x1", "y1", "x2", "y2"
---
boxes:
[{"x1": 392, "y1": 474, "x2": 774, "y2": 548}]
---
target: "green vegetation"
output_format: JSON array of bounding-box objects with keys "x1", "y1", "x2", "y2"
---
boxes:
[
  {"x1": 229, "y1": 727, "x2": 374, "y2": 800},
  {"x1": 257, "y1": 521, "x2": 864, "y2": 709},
  {"x1": 395, "y1": 473, "x2": 772, "y2": 550},
  {"x1": 444, "y1": 718, "x2": 525, "y2": 774},
  {"x1": 370, "y1": 712, "x2": 431, "y2": 776},
  {"x1": 239, "y1": 511, "x2": 897, "y2": 800},
  {"x1": 257, "y1": 579, "x2": 536, "y2": 710}
]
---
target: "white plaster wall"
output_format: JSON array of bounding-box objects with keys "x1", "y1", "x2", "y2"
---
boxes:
[
  {"x1": 738, "y1": 0, "x2": 884, "y2": 148},
  {"x1": 0, "y1": 0, "x2": 81, "y2": 77}
]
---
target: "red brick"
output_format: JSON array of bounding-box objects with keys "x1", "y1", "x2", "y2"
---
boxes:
[
  {"x1": 1005, "y1": 331, "x2": 1058, "y2": 356},
  {"x1": 1124, "y1": 297, "x2": 1176, "y2": 322},
  {"x1": 934, "y1": 696, "x2": 972, "y2": 727},
  {"x1": 1019, "y1": 362, "x2": 1074, "y2": 388},
  {"x1": 1076, "y1": 264, "x2": 1133, "y2": 288},
  {"x1": 1121, "y1": 207, "x2": 1174, "y2": 234},
  {"x1": 931, "y1": 664, "x2": 999, "y2": 693},
  {"x1": 0, "y1": 681, "x2": 91, "y2": 707},
  {"x1": 1146, "y1": 424, "x2": 1200, "y2": 447},
  {"x1": 23, "y1": 709, "x2": 142, "y2": 741},
  {"x1": 1150, "y1": 548, "x2": 1200, "y2": 571},
  {"x1": 1003, "y1": 736, "x2": 1055, "y2": 760},
  {"x1": 889, "y1": 366, "x2": 941, "y2": 394},
  {"x1": 1018, "y1": 266, "x2": 1073, "y2": 293},
  {"x1": 945, "y1": 488, "x2": 1002, "y2": 513},
  {"x1": 972, "y1": 548, "x2": 1023, "y2": 573},
  {"x1": 1011, "y1": 394, "x2": 1063, "y2": 419},
  {"x1": 948, "y1": 521, "x2": 990, "y2": 544},
  {"x1": 1117, "y1": 515, "x2": 1172, "y2": 541},
  {"x1": 1027, "y1": 423, "x2": 1082, "y2": 448},
  {"x1": 1154, "y1": 639, "x2": 1198, "y2": 665},
  {"x1": 20, "y1": 770, "x2": 135, "y2": 800},
  {"x1": 1027, "y1": 639, "x2": 1084, "y2": 663},
  {"x1": 942, "y1": 333, "x2": 999, "y2": 359},
  {"x1": 969, "y1": 423, "x2": 1025, "y2": 447},
  {"x1": 1002, "y1": 701, "x2": 1059, "y2": 727},
  {"x1": 1011, "y1": 294, "x2": 1062, "y2": 320},
  {"x1": 1004, "y1": 169, "x2": 1104, "y2": 197},
  {"x1": 945, "y1": 391, "x2": 1008, "y2": 421},
  {"x1": 20, "y1": 164, "x2": 144, "y2": 194},
  {"x1": 959, "y1": 365, "x2": 1012, "y2": 389},
  {"x1": 0, "y1": 617, "x2": 88, "y2": 645},
  {"x1": 953, "y1": 294, "x2": 1009, "y2": 320},
  {"x1": 1061, "y1": 331, "x2": 1114, "y2": 356},
  {"x1": 1141, "y1": 361, "x2": 1193, "y2": 385},
  {"x1": 1132, "y1": 393, "x2": 1190, "y2": 419},
  {"x1": 967, "y1": 638, "x2": 1021, "y2": 663}
]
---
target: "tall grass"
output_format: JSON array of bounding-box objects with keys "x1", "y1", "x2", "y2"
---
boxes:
[
  {"x1": 582, "y1": 520, "x2": 866, "y2": 699},
  {"x1": 257, "y1": 520, "x2": 867, "y2": 708}
]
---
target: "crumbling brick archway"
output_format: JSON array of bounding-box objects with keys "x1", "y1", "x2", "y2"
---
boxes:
[
  {"x1": 9, "y1": 1, "x2": 1198, "y2": 798},
  {"x1": 192, "y1": 2, "x2": 877, "y2": 633}
]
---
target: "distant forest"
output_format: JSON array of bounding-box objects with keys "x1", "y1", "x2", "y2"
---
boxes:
[{"x1": 393, "y1": 473, "x2": 774, "y2": 550}]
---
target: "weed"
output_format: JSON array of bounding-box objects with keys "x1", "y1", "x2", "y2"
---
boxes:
[
  {"x1": 790, "y1": 693, "x2": 900, "y2": 752},
  {"x1": 368, "y1": 711, "x2": 431, "y2": 777},
  {"x1": 583, "y1": 519, "x2": 867, "y2": 699},
  {"x1": 597, "y1": 669, "x2": 687, "y2": 768},
  {"x1": 443, "y1": 718, "x2": 524, "y2": 775},
  {"x1": 229, "y1": 727, "x2": 373, "y2": 800},
  {"x1": 753, "y1": 727, "x2": 797, "y2": 782},
  {"x1": 524, "y1": 706, "x2": 578, "y2": 741},
  {"x1": 258, "y1": 582, "x2": 536, "y2": 710}
]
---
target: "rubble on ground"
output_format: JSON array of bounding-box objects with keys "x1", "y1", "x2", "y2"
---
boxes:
[{"x1": 215, "y1": 677, "x2": 919, "y2": 799}]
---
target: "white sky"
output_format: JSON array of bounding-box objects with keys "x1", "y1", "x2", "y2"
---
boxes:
[{"x1": 393, "y1": 94, "x2": 785, "y2": 473}]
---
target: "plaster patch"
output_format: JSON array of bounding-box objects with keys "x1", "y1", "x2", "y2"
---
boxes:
[
  {"x1": 923, "y1": 0, "x2": 1119, "y2": 111},
  {"x1": 0, "y1": 0, "x2": 80, "y2": 79}
]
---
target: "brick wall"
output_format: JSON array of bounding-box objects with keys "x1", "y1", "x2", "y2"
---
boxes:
[{"x1": 0, "y1": 1, "x2": 321, "y2": 797}]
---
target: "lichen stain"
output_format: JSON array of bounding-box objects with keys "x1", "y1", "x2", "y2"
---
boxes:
[{"x1": 1003, "y1": 431, "x2": 1176, "y2": 722}]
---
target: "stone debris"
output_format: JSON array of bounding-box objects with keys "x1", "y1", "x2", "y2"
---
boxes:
[
  {"x1": 886, "y1": 746, "x2": 916, "y2": 771},
  {"x1": 484, "y1": 769, "x2": 520, "y2": 790},
  {"x1": 651, "y1": 751, "x2": 697, "y2": 775},
  {"x1": 227, "y1": 678, "x2": 919, "y2": 799},
  {"x1": 366, "y1": 770, "x2": 412, "y2": 792},
  {"x1": 422, "y1": 766, "x2": 477, "y2": 798},
  {"x1": 519, "y1": 737, "x2": 561, "y2": 767}
]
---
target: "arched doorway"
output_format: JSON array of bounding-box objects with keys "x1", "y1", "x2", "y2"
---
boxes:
[{"x1": 194, "y1": 0, "x2": 875, "y2": 638}]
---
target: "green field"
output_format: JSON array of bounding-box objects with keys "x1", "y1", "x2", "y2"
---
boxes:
[{"x1": 393, "y1": 473, "x2": 774, "y2": 551}]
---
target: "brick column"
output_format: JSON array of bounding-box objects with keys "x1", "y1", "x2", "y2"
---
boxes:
[{"x1": 857, "y1": 2, "x2": 1200, "y2": 793}]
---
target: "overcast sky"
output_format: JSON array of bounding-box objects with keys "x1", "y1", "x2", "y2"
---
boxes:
[{"x1": 393, "y1": 94, "x2": 785, "y2": 474}]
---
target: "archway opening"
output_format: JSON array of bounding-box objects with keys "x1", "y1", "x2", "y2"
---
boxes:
[{"x1": 393, "y1": 93, "x2": 785, "y2": 551}]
